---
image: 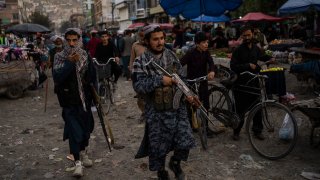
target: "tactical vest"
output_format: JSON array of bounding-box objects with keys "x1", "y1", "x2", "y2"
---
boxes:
[{"x1": 153, "y1": 62, "x2": 177, "y2": 111}]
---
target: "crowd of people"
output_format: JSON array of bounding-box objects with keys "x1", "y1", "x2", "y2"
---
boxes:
[
  {"x1": 45, "y1": 22, "x2": 285, "y2": 179},
  {"x1": 1, "y1": 20, "x2": 311, "y2": 179}
]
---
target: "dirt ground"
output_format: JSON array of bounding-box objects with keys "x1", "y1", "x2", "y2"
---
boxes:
[{"x1": 0, "y1": 64, "x2": 320, "y2": 180}]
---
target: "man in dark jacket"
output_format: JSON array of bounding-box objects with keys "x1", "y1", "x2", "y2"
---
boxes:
[
  {"x1": 180, "y1": 31, "x2": 217, "y2": 137},
  {"x1": 230, "y1": 25, "x2": 264, "y2": 141},
  {"x1": 53, "y1": 28, "x2": 94, "y2": 177},
  {"x1": 95, "y1": 30, "x2": 122, "y2": 84}
]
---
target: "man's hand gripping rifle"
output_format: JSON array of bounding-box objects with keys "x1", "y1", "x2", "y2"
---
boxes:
[{"x1": 146, "y1": 60, "x2": 209, "y2": 120}]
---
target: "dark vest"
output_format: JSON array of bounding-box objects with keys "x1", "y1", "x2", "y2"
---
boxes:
[{"x1": 55, "y1": 68, "x2": 82, "y2": 107}]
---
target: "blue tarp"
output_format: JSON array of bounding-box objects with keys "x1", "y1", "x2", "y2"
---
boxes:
[
  {"x1": 159, "y1": 0, "x2": 242, "y2": 19},
  {"x1": 192, "y1": 14, "x2": 230, "y2": 22},
  {"x1": 290, "y1": 60, "x2": 320, "y2": 82},
  {"x1": 278, "y1": 0, "x2": 320, "y2": 15}
]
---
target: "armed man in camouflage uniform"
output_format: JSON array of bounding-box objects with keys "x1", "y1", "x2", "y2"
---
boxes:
[{"x1": 132, "y1": 24, "x2": 199, "y2": 180}]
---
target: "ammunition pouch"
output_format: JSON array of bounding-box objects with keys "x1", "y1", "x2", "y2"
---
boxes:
[{"x1": 153, "y1": 86, "x2": 174, "y2": 111}]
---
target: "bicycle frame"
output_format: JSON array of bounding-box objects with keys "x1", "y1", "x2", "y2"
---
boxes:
[
  {"x1": 240, "y1": 72, "x2": 275, "y2": 129},
  {"x1": 92, "y1": 57, "x2": 115, "y2": 89},
  {"x1": 220, "y1": 71, "x2": 272, "y2": 115},
  {"x1": 92, "y1": 58, "x2": 116, "y2": 111},
  {"x1": 211, "y1": 70, "x2": 298, "y2": 159},
  {"x1": 187, "y1": 76, "x2": 218, "y2": 126},
  {"x1": 223, "y1": 71, "x2": 277, "y2": 131}
]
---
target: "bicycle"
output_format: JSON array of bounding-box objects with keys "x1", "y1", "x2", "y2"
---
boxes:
[
  {"x1": 187, "y1": 76, "x2": 240, "y2": 150},
  {"x1": 92, "y1": 57, "x2": 116, "y2": 114},
  {"x1": 209, "y1": 70, "x2": 298, "y2": 160}
]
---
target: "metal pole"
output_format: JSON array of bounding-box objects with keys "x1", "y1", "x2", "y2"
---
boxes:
[{"x1": 112, "y1": 2, "x2": 114, "y2": 25}]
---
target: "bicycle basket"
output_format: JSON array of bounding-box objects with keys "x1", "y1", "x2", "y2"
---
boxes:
[{"x1": 97, "y1": 64, "x2": 112, "y2": 80}]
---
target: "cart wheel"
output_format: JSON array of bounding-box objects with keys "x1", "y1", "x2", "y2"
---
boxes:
[
  {"x1": 310, "y1": 126, "x2": 320, "y2": 148},
  {"x1": 6, "y1": 85, "x2": 23, "y2": 99}
]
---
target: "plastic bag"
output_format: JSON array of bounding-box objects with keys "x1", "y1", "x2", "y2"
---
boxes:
[
  {"x1": 191, "y1": 107, "x2": 199, "y2": 129},
  {"x1": 279, "y1": 113, "x2": 294, "y2": 140}
]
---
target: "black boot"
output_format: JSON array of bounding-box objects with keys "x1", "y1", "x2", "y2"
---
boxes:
[
  {"x1": 169, "y1": 157, "x2": 185, "y2": 180},
  {"x1": 157, "y1": 169, "x2": 169, "y2": 180}
]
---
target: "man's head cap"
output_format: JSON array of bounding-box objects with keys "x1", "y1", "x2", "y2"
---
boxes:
[
  {"x1": 142, "y1": 24, "x2": 160, "y2": 36},
  {"x1": 65, "y1": 28, "x2": 81, "y2": 36},
  {"x1": 50, "y1": 35, "x2": 63, "y2": 42}
]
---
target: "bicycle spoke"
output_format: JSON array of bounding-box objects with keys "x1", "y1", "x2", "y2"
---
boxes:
[
  {"x1": 247, "y1": 102, "x2": 298, "y2": 160},
  {"x1": 261, "y1": 103, "x2": 274, "y2": 131},
  {"x1": 208, "y1": 86, "x2": 233, "y2": 131}
]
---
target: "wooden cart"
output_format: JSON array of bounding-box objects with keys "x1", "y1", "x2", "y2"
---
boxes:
[
  {"x1": 0, "y1": 60, "x2": 37, "y2": 99},
  {"x1": 290, "y1": 97, "x2": 320, "y2": 147}
]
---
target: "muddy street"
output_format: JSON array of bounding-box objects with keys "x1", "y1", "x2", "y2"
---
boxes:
[{"x1": 0, "y1": 70, "x2": 319, "y2": 180}]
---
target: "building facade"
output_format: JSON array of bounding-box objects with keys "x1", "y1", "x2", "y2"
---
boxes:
[
  {"x1": 90, "y1": 0, "x2": 169, "y2": 31},
  {"x1": 82, "y1": 0, "x2": 94, "y2": 29},
  {"x1": 16, "y1": 0, "x2": 83, "y2": 33},
  {"x1": 0, "y1": 0, "x2": 19, "y2": 32}
]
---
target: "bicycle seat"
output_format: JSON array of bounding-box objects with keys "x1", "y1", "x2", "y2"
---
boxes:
[{"x1": 220, "y1": 73, "x2": 238, "y2": 89}]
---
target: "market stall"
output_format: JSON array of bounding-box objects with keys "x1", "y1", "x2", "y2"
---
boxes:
[
  {"x1": 289, "y1": 47, "x2": 320, "y2": 58},
  {"x1": 268, "y1": 39, "x2": 304, "y2": 51},
  {"x1": 210, "y1": 49, "x2": 231, "y2": 68}
]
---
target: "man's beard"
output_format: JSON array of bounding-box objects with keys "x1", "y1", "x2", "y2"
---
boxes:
[
  {"x1": 148, "y1": 45, "x2": 164, "y2": 55},
  {"x1": 243, "y1": 39, "x2": 253, "y2": 46}
]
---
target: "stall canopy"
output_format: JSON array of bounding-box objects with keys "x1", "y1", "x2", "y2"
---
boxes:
[
  {"x1": 192, "y1": 14, "x2": 230, "y2": 22},
  {"x1": 128, "y1": 23, "x2": 174, "y2": 30},
  {"x1": 158, "y1": 23, "x2": 174, "y2": 30},
  {"x1": 159, "y1": 0, "x2": 243, "y2": 19},
  {"x1": 278, "y1": 0, "x2": 320, "y2": 15},
  {"x1": 128, "y1": 22, "x2": 145, "y2": 29},
  {"x1": 232, "y1": 12, "x2": 285, "y2": 22}
]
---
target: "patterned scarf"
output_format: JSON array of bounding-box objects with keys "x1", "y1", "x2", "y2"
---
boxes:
[
  {"x1": 54, "y1": 41, "x2": 88, "y2": 110},
  {"x1": 135, "y1": 48, "x2": 183, "y2": 77}
]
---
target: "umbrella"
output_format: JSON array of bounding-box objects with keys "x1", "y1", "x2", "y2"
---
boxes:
[
  {"x1": 159, "y1": 0, "x2": 243, "y2": 19},
  {"x1": 149, "y1": 23, "x2": 174, "y2": 30},
  {"x1": 278, "y1": 0, "x2": 320, "y2": 15},
  {"x1": 90, "y1": 29, "x2": 98, "y2": 33},
  {"x1": 192, "y1": 14, "x2": 230, "y2": 22},
  {"x1": 6, "y1": 23, "x2": 51, "y2": 33},
  {"x1": 232, "y1": 12, "x2": 285, "y2": 23},
  {"x1": 128, "y1": 22, "x2": 145, "y2": 29},
  {"x1": 159, "y1": 23, "x2": 174, "y2": 29}
]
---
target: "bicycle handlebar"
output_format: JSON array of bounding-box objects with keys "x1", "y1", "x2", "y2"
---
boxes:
[
  {"x1": 92, "y1": 57, "x2": 115, "y2": 66},
  {"x1": 187, "y1": 76, "x2": 208, "y2": 83},
  {"x1": 240, "y1": 71, "x2": 268, "y2": 79}
]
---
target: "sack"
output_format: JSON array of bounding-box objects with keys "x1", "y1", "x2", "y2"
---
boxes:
[
  {"x1": 191, "y1": 106, "x2": 199, "y2": 129},
  {"x1": 279, "y1": 113, "x2": 294, "y2": 140}
]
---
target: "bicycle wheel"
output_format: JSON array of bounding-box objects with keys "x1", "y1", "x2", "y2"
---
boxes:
[
  {"x1": 246, "y1": 101, "x2": 298, "y2": 160},
  {"x1": 215, "y1": 67, "x2": 231, "y2": 81},
  {"x1": 99, "y1": 84, "x2": 112, "y2": 114},
  {"x1": 208, "y1": 85, "x2": 236, "y2": 129},
  {"x1": 196, "y1": 109, "x2": 208, "y2": 150},
  {"x1": 208, "y1": 85, "x2": 232, "y2": 111}
]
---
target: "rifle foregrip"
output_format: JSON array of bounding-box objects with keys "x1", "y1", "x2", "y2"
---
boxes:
[{"x1": 172, "y1": 74, "x2": 193, "y2": 97}]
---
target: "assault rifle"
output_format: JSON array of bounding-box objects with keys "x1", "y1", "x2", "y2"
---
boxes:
[
  {"x1": 91, "y1": 85, "x2": 114, "y2": 152},
  {"x1": 146, "y1": 60, "x2": 210, "y2": 120}
]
